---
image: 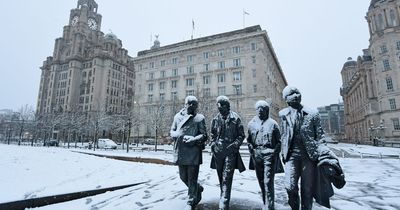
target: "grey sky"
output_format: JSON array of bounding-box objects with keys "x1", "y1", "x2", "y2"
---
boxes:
[{"x1": 0, "y1": 0, "x2": 370, "y2": 110}]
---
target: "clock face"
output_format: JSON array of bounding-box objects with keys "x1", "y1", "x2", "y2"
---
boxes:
[
  {"x1": 88, "y1": 18, "x2": 97, "y2": 30},
  {"x1": 71, "y1": 16, "x2": 79, "y2": 26}
]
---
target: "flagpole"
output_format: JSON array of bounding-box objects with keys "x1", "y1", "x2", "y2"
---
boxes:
[
  {"x1": 243, "y1": 9, "x2": 245, "y2": 28},
  {"x1": 191, "y1": 19, "x2": 194, "y2": 40}
]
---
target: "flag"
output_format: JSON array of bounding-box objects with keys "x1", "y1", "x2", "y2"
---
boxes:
[
  {"x1": 243, "y1": 10, "x2": 250, "y2": 15},
  {"x1": 192, "y1": 19, "x2": 195, "y2": 30}
]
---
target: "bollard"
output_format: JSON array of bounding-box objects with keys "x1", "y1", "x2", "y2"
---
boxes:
[
  {"x1": 379, "y1": 153, "x2": 382, "y2": 159},
  {"x1": 342, "y1": 151, "x2": 345, "y2": 158},
  {"x1": 360, "y1": 153, "x2": 363, "y2": 159}
]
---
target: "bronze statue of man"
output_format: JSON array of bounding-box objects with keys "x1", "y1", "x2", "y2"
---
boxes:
[
  {"x1": 210, "y1": 95, "x2": 245, "y2": 210},
  {"x1": 279, "y1": 86, "x2": 324, "y2": 210},
  {"x1": 170, "y1": 96, "x2": 207, "y2": 210},
  {"x1": 247, "y1": 100, "x2": 283, "y2": 210}
]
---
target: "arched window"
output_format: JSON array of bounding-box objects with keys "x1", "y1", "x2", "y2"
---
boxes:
[
  {"x1": 378, "y1": 13, "x2": 385, "y2": 30},
  {"x1": 390, "y1": 9, "x2": 397, "y2": 26}
]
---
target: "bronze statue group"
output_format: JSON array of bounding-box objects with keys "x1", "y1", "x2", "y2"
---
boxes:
[{"x1": 170, "y1": 86, "x2": 346, "y2": 210}]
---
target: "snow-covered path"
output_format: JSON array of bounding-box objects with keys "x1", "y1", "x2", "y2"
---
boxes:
[{"x1": 1, "y1": 144, "x2": 400, "y2": 210}]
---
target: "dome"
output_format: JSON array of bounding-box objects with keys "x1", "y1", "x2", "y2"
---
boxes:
[
  {"x1": 343, "y1": 57, "x2": 357, "y2": 68},
  {"x1": 105, "y1": 33, "x2": 118, "y2": 41}
]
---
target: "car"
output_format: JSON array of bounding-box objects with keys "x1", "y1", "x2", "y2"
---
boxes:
[
  {"x1": 321, "y1": 137, "x2": 339, "y2": 144},
  {"x1": 44, "y1": 139, "x2": 59, "y2": 147},
  {"x1": 97, "y1": 138, "x2": 117, "y2": 149},
  {"x1": 144, "y1": 138, "x2": 156, "y2": 145}
]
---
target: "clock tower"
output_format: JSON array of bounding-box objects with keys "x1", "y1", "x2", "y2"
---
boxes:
[{"x1": 37, "y1": 0, "x2": 135, "y2": 123}]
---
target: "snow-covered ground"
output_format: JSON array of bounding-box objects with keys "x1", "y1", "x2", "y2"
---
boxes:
[{"x1": 1, "y1": 143, "x2": 400, "y2": 210}]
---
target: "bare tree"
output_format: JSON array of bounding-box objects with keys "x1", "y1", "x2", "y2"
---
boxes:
[{"x1": 15, "y1": 105, "x2": 35, "y2": 145}]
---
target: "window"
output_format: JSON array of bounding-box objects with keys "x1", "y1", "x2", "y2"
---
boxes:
[
  {"x1": 160, "y1": 93, "x2": 165, "y2": 101},
  {"x1": 218, "y1": 86, "x2": 226, "y2": 95},
  {"x1": 217, "y1": 49, "x2": 224, "y2": 57},
  {"x1": 187, "y1": 55, "x2": 194, "y2": 62},
  {"x1": 252, "y1": 56, "x2": 256, "y2": 64},
  {"x1": 252, "y1": 69, "x2": 257, "y2": 77},
  {"x1": 203, "y1": 75, "x2": 211, "y2": 85},
  {"x1": 217, "y1": 73, "x2": 225, "y2": 83},
  {"x1": 378, "y1": 13, "x2": 385, "y2": 30},
  {"x1": 171, "y1": 92, "x2": 178, "y2": 100},
  {"x1": 233, "y1": 85, "x2": 242, "y2": 95},
  {"x1": 172, "y1": 69, "x2": 178, "y2": 76},
  {"x1": 390, "y1": 9, "x2": 397, "y2": 26},
  {"x1": 161, "y1": 71, "x2": 166, "y2": 78},
  {"x1": 148, "y1": 94, "x2": 153, "y2": 102},
  {"x1": 383, "y1": 60, "x2": 391, "y2": 71},
  {"x1": 172, "y1": 57, "x2": 178, "y2": 64},
  {"x1": 203, "y1": 88, "x2": 211, "y2": 97},
  {"x1": 233, "y1": 71, "x2": 242, "y2": 81},
  {"x1": 203, "y1": 52, "x2": 210, "y2": 59},
  {"x1": 218, "y1": 61, "x2": 225, "y2": 69},
  {"x1": 232, "y1": 46, "x2": 240, "y2": 54},
  {"x1": 393, "y1": 118, "x2": 400, "y2": 130},
  {"x1": 171, "y1": 80, "x2": 177, "y2": 88},
  {"x1": 204, "y1": 63, "x2": 210, "y2": 71},
  {"x1": 187, "y1": 66, "x2": 195, "y2": 74},
  {"x1": 381, "y1": 45, "x2": 388, "y2": 54},
  {"x1": 186, "y1": 90, "x2": 195, "y2": 96},
  {"x1": 386, "y1": 77, "x2": 394, "y2": 91},
  {"x1": 159, "y1": 81, "x2": 165, "y2": 90},
  {"x1": 389, "y1": 99, "x2": 397, "y2": 110},
  {"x1": 253, "y1": 84, "x2": 257, "y2": 93},
  {"x1": 251, "y1": 43, "x2": 257, "y2": 51},
  {"x1": 149, "y1": 62, "x2": 154, "y2": 69},
  {"x1": 160, "y1": 60, "x2": 166, "y2": 67},
  {"x1": 186, "y1": 78, "x2": 194, "y2": 86},
  {"x1": 233, "y1": 58, "x2": 241, "y2": 67},
  {"x1": 148, "y1": 83, "x2": 154, "y2": 91},
  {"x1": 149, "y1": 72, "x2": 154, "y2": 79}
]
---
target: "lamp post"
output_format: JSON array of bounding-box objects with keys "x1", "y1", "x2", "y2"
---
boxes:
[
  {"x1": 232, "y1": 85, "x2": 240, "y2": 111},
  {"x1": 369, "y1": 122, "x2": 376, "y2": 146},
  {"x1": 377, "y1": 120, "x2": 385, "y2": 141},
  {"x1": 127, "y1": 118, "x2": 131, "y2": 153}
]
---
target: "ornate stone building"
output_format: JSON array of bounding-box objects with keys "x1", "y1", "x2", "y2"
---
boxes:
[
  {"x1": 341, "y1": 0, "x2": 400, "y2": 143},
  {"x1": 133, "y1": 26, "x2": 288, "y2": 137},
  {"x1": 37, "y1": 0, "x2": 134, "y2": 116}
]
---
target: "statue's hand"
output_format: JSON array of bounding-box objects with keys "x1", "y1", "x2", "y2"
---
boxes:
[
  {"x1": 183, "y1": 135, "x2": 196, "y2": 145},
  {"x1": 211, "y1": 142, "x2": 221, "y2": 153},
  {"x1": 248, "y1": 144, "x2": 254, "y2": 154}
]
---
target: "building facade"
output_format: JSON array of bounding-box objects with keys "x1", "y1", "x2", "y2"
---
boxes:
[
  {"x1": 37, "y1": 0, "x2": 135, "y2": 117},
  {"x1": 341, "y1": 0, "x2": 400, "y2": 143},
  {"x1": 318, "y1": 103, "x2": 345, "y2": 140},
  {"x1": 133, "y1": 26, "x2": 288, "y2": 137}
]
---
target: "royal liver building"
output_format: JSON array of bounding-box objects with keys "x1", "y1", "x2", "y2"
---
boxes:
[
  {"x1": 341, "y1": 0, "x2": 400, "y2": 143},
  {"x1": 37, "y1": 0, "x2": 135, "y2": 116}
]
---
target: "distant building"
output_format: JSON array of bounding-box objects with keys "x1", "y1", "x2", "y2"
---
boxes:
[
  {"x1": 318, "y1": 103, "x2": 345, "y2": 140},
  {"x1": 37, "y1": 0, "x2": 135, "y2": 116},
  {"x1": 133, "y1": 26, "x2": 288, "y2": 137},
  {"x1": 340, "y1": 0, "x2": 400, "y2": 144}
]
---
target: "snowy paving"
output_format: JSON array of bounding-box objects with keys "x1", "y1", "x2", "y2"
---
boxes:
[{"x1": 1, "y1": 144, "x2": 400, "y2": 210}]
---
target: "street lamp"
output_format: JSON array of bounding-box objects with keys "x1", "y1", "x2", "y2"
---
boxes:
[
  {"x1": 377, "y1": 120, "x2": 386, "y2": 141},
  {"x1": 232, "y1": 85, "x2": 241, "y2": 111}
]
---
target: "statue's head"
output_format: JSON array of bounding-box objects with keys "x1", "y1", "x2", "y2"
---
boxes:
[
  {"x1": 185, "y1": 96, "x2": 198, "y2": 115},
  {"x1": 216, "y1": 95, "x2": 230, "y2": 116},
  {"x1": 255, "y1": 100, "x2": 270, "y2": 121},
  {"x1": 282, "y1": 86, "x2": 302, "y2": 109}
]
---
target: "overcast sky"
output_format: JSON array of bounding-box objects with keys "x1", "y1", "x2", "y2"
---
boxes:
[{"x1": 0, "y1": 0, "x2": 370, "y2": 111}]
